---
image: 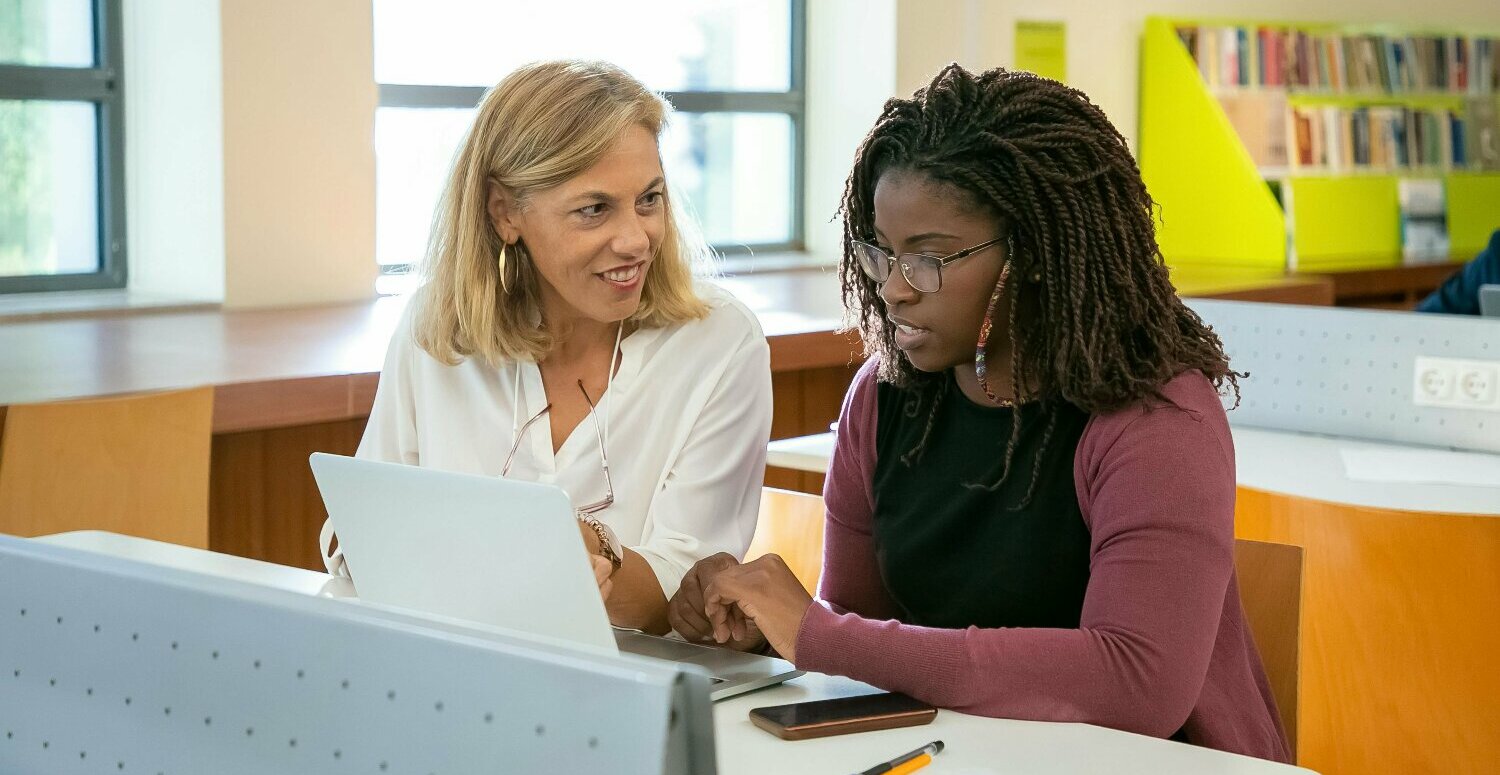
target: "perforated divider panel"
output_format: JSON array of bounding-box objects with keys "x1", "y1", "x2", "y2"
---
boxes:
[
  {"x1": 1186, "y1": 300, "x2": 1500, "y2": 454},
  {"x1": 0, "y1": 537, "x2": 716, "y2": 775}
]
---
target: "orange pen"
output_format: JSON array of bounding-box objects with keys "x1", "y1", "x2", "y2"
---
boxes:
[
  {"x1": 886, "y1": 752, "x2": 935, "y2": 775},
  {"x1": 855, "y1": 740, "x2": 944, "y2": 775}
]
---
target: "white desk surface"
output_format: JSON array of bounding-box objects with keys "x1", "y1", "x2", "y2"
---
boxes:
[
  {"x1": 36, "y1": 531, "x2": 1310, "y2": 775},
  {"x1": 768, "y1": 426, "x2": 1500, "y2": 517}
]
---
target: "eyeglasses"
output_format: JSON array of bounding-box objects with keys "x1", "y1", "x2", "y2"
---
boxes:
[
  {"x1": 501, "y1": 379, "x2": 613, "y2": 517},
  {"x1": 852, "y1": 235, "x2": 1006, "y2": 293}
]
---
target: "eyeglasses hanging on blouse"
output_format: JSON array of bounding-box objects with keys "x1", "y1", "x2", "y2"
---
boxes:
[{"x1": 500, "y1": 323, "x2": 622, "y2": 517}]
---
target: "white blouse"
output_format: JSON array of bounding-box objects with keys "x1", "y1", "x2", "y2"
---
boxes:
[{"x1": 329, "y1": 281, "x2": 773, "y2": 596}]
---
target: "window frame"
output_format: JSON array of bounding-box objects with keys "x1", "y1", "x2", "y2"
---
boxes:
[
  {"x1": 0, "y1": 0, "x2": 127, "y2": 294},
  {"x1": 374, "y1": 0, "x2": 806, "y2": 273}
]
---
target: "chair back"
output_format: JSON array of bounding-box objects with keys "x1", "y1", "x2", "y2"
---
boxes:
[{"x1": 0, "y1": 387, "x2": 214, "y2": 547}]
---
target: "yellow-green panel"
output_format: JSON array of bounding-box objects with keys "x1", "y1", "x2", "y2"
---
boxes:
[
  {"x1": 1139, "y1": 17, "x2": 1285, "y2": 270},
  {"x1": 1288, "y1": 176, "x2": 1400, "y2": 270},
  {"x1": 1015, "y1": 21, "x2": 1067, "y2": 83},
  {"x1": 1447, "y1": 173, "x2": 1500, "y2": 258}
]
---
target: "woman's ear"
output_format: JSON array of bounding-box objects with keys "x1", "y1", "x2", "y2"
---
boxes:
[
  {"x1": 1006, "y1": 232, "x2": 1042, "y2": 283},
  {"x1": 486, "y1": 177, "x2": 520, "y2": 243}
]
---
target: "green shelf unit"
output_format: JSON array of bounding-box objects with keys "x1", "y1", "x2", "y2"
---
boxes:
[
  {"x1": 1284, "y1": 176, "x2": 1401, "y2": 270},
  {"x1": 1139, "y1": 17, "x2": 1285, "y2": 271},
  {"x1": 1139, "y1": 15, "x2": 1500, "y2": 273},
  {"x1": 1448, "y1": 172, "x2": 1500, "y2": 256}
]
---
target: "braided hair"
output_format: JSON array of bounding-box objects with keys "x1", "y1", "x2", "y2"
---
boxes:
[{"x1": 840, "y1": 64, "x2": 1239, "y2": 503}]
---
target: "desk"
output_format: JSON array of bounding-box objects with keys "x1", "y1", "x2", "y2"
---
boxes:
[
  {"x1": 34, "y1": 530, "x2": 1309, "y2": 775},
  {"x1": 765, "y1": 427, "x2": 1500, "y2": 775},
  {"x1": 1292, "y1": 261, "x2": 1464, "y2": 309}
]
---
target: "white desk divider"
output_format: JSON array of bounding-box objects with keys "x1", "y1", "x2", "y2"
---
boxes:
[
  {"x1": 0, "y1": 535, "x2": 716, "y2": 774},
  {"x1": 1188, "y1": 300, "x2": 1500, "y2": 455}
]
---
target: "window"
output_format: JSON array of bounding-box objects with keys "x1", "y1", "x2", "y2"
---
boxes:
[
  {"x1": 372, "y1": 0, "x2": 805, "y2": 278},
  {"x1": 0, "y1": 0, "x2": 125, "y2": 294}
]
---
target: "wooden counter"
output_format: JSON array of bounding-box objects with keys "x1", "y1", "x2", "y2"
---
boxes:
[
  {"x1": 1293, "y1": 261, "x2": 1464, "y2": 309},
  {"x1": 0, "y1": 268, "x2": 1339, "y2": 568}
]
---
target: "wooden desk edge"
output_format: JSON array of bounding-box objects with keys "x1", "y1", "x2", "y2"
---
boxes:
[
  {"x1": 202, "y1": 331, "x2": 865, "y2": 433},
  {"x1": 7, "y1": 277, "x2": 1338, "y2": 436},
  {"x1": 1194, "y1": 278, "x2": 1336, "y2": 306}
]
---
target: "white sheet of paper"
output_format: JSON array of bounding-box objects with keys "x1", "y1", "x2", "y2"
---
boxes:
[{"x1": 1339, "y1": 447, "x2": 1500, "y2": 488}]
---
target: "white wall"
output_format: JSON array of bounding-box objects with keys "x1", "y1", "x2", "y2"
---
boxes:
[
  {"x1": 122, "y1": 0, "x2": 226, "y2": 302},
  {"x1": 803, "y1": 0, "x2": 898, "y2": 258},
  {"x1": 219, "y1": 0, "x2": 378, "y2": 308},
  {"x1": 895, "y1": 0, "x2": 1500, "y2": 154}
]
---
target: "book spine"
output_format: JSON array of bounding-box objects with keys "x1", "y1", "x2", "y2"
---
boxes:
[
  {"x1": 1455, "y1": 37, "x2": 1466, "y2": 92},
  {"x1": 1324, "y1": 105, "x2": 1343, "y2": 173},
  {"x1": 1316, "y1": 36, "x2": 1330, "y2": 91},
  {"x1": 1203, "y1": 25, "x2": 1218, "y2": 86},
  {"x1": 1452, "y1": 113, "x2": 1467, "y2": 168},
  {"x1": 1223, "y1": 27, "x2": 1239, "y2": 88},
  {"x1": 1239, "y1": 27, "x2": 1252, "y2": 87},
  {"x1": 1394, "y1": 107, "x2": 1409, "y2": 168},
  {"x1": 1257, "y1": 28, "x2": 1269, "y2": 87},
  {"x1": 1381, "y1": 36, "x2": 1397, "y2": 93},
  {"x1": 1328, "y1": 35, "x2": 1344, "y2": 92}
]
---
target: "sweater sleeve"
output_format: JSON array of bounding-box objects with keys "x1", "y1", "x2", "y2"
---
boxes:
[
  {"x1": 1417, "y1": 228, "x2": 1500, "y2": 315},
  {"x1": 813, "y1": 358, "x2": 901, "y2": 621},
  {"x1": 795, "y1": 375, "x2": 1237, "y2": 739}
]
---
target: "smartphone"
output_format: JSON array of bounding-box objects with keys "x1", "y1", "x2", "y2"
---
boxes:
[{"x1": 749, "y1": 692, "x2": 937, "y2": 741}]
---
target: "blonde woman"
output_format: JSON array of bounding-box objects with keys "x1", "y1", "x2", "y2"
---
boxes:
[{"x1": 321, "y1": 61, "x2": 772, "y2": 634}]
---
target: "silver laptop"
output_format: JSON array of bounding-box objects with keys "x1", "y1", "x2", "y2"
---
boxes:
[
  {"x1": 308, "y1": 452, "x2": 801, "y2": 701},
  {"x1": 1480, "y1": 284, "x2": 1500, "y2": 317}
]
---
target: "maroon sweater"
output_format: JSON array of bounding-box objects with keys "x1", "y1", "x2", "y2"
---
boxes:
[{"x1": 795, "y1": 359, "x2": 1291, "y2": 763}]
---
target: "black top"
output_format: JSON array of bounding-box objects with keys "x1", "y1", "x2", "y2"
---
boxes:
[{"x1": 871, "y1": 373, "x2": 1093, "y2": 630}]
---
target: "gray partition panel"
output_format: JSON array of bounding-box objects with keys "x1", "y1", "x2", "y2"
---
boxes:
[
  {"x1": 0, "y1": 537, "x2": 715, "y2": 775},
  {"x1": 1189, "y1": 300, "x2": 1500, "y2": 454}
]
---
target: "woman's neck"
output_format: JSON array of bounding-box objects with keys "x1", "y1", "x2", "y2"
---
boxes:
[
  {"x1": 547, "y1": 322, "x2": 618, "y2": 370},
  {"x1": 538, "y1": 295, "x2": 621, "y2": 367}
]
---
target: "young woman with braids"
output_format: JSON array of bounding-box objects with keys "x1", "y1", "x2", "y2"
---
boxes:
[{"x1": 667, "y1": 64, "x2": 1290, "y2": 762}]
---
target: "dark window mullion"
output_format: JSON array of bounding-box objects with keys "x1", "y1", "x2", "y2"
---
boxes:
[
  {"x1": 0, "y1": 65, "x2": 113, "y2": 101},
  {"x1": 378, "y1": 83, "x2": 487, "y2": 109},
  {"x1": 379, "y1": 85, "x2": 805, "y2": 115},
  {"x1": 98, "y1": 0, "x2": 126, "y2": 287},
  {"x1": 660, "y1": 91, "x2": 801, "y2": 113}
]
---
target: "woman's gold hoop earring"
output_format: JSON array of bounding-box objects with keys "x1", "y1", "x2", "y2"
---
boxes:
[{"x1": 497, "y1": 242, "x2": 513, "y2": 294}]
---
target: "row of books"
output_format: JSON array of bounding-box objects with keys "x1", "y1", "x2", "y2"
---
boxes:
[
  {"x1": 1219, "y1": 92, "x2": 1500, "y2": 173},
  {"x1": 1289, "y1": 105, "x2": 1464, "y2": 171},
  {"x1": 1177, "y1": 25, "x2": 1500, "y2": 96}
]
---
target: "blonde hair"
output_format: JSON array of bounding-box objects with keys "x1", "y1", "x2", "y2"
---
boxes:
[{"x1": 414, "y1": 60, "x2": 710, "y2": 366}]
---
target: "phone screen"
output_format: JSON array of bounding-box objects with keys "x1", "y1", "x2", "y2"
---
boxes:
[{"x1": 752, "y1": 692, "x2": 933, "y2": 728}]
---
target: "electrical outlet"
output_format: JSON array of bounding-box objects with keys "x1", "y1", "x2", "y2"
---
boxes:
[
  {"x1": 1457, "y1": 365, "x2": 1498, "y2": 406},
  {"x1": 1413, "y1": 357, "x2": 1455, "y2": 402},
  {"x1": 1413, "y1": 356, "x2": 1500, "y2": 412}
]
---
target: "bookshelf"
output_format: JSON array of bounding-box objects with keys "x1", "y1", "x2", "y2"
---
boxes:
[{"x1": 1139, "y1": 16, "x2": 1500, "y2": 274}]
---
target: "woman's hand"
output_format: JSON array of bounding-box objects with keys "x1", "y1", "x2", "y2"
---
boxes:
[
  {"x1": 579, "y1": 521, "x2": 614, "y2": 601},
  {"x1": 668, "y1": 553, "x2": 766, "y2": 651},
  {"x1": 703, "y1": 554, "x2": 813, "y2": 663},
  {"x1": 590, "y1": 554, "x2": 614, "y2": 601}
]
